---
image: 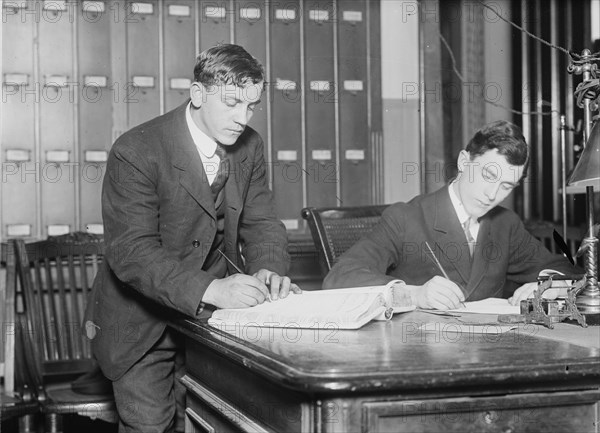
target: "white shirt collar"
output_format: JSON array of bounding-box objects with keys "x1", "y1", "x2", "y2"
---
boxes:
[
  {"x1": 449, "y1": 181, "x2": 481, "y2": 241},
  {"x1": 448, "y1": 180, "x2": 471, "y2": 226},
  {"x1": 185, "y1": 101, "x2": 218, "y2": 158}
]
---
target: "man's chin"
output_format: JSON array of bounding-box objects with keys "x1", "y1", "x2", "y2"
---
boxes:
[
  {"x1": 218, "y1": 138, "x2": 238, "y2": 146},
  {"x1": 218, "y1": 134, "x2": 243, "y2": 146},
  {"x1": 475, "y1": 208, "x2": 493, "y2": 219}
]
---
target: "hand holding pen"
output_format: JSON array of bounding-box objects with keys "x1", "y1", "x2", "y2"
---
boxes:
[
  {"x1": 216, "y1": 250, "x2": 272, "y2": 302},
  {"x1": 216, "y1": 250, "x2": 301, "y2": 303},
  {"x1": 199, "y1": 250, "x2": 271, "y2": 308},
  {"x1": 412, "y1": 242, "x2": 466, "y2": 310}
]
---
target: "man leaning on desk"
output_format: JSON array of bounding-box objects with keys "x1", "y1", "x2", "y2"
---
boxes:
[
  {"x1": 323, "y1": 120, "x2": 581, "y2": 310},
  {"x1": 84, "y1": 44, "x2": 299, "y2": 433}
]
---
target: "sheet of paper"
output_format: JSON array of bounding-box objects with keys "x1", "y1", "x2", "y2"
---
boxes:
[
  {"x1": 208, "y1": 286, "x2": 416, "y2": 330},
  {"x1": 448, "y1": 297, "x2": 520, "y2": 315},
  {"x1": 303, "y1": 285, "x2": 416, "y2": 314},
  {"x1": 210, "y1": 291, "x2": 387, "y2": 329},
  {"x1": 418, "y1": 322, "x2": 518, "y2": 334}
]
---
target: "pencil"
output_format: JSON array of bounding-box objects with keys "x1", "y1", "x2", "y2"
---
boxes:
[
  {"x1": 424, "y1": 241, "x2": 466, "y2": 308},
  {"x1": 217, "y1": 249, "x2": 272, "y2": 302}
]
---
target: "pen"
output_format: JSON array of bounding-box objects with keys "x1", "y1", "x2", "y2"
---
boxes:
[
  {"x1": 217, "y1": 249, "x2": 272, "y2": 302},
  {"x1": 424, "y1": 241, "x2": 466, "y2": 308},
  {"x1": 217, "y1": 248, "x2": 244, "y2": 274}
]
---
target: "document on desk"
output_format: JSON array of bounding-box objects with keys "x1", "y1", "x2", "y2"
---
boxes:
[
  {"x1": 448, "y1": 297, "x2": 520, "y2": 315},
  {"x1": 418, "y1": 322, "x2": 518, "y2": 334},
  {"x1": 208, "y1": 283, "x2": 416, "y2": 330},
  {"x1": 417, "y1": 298, "x2": 520, "y2": 334}
]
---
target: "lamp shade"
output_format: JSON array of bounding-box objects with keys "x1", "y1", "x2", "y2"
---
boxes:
[{"x1": 569, "y1": 120, "x2": 600, "y2": 186}]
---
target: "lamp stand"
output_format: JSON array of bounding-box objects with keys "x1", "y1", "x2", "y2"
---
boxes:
[
  {"x1": 575, "y1": 187, "x2": 600, "y2": 323},
  {"x1": 568, "y1": 49, "x2": 600, "y2": 325}
]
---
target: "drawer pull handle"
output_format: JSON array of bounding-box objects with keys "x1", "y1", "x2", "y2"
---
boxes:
[{"x1": 484, "y1": 410, "x2": 498, "y2": 424}]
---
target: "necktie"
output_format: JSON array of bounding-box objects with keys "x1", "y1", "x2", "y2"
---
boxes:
[
  {"x1": 463, "y1": 218, "x2": 476, "y2": 258},
  {"x1": 210, "y1": 145, "x2": 229, "y2": 198}
]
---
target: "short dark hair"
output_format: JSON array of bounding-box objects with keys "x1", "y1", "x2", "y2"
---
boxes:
[
  {"x1": 193, "y1": 44, "x2": 265, "y2": 88},
  {"x1": 466, "y1": 120, "x2": 530, "y2": 176}
]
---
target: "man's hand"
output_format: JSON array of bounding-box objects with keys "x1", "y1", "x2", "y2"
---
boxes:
[
  {"x1": 406, "y1": 276, "x2": 465, "y2": 310},
  {"x1": 252, "y1": 269, "x2": 302, "y2": 301},
  {"x1": 202, "y1": 274, "x2": 271, "y2": 308},
  {"x1": 509, "y1": 282, "x2": 567, "y2": 306}
]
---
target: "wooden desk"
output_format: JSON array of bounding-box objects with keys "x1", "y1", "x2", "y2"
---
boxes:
[{"x1": 172, "y1": 312, "x2": 600, "y2": 433}]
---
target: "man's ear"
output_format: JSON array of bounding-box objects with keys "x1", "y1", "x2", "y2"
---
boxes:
[
  {"x1": 190, "y1": 82, "x2": 204, "y2": 108},
  {"x1": 456, "y1": 150, "x2": 470, "y2": 173}
]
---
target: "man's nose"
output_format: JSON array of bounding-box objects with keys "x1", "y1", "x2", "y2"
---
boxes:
[
  {"x1": 484, "y1": 182, "x2": 500, "y2": 201},
  {"x1": 233, "y1": 105, "x2": 250, "y2": 125}
]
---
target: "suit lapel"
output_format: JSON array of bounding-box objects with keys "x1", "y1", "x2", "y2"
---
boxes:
[
  {"x1": 425, "y1": 187, "x2": 472, "y2": 287},
  {"x1": 170, "y1": 102, "x2": 217, "y2": 219}
]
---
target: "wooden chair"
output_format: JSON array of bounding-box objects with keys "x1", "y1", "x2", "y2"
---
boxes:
[
  {"x1": 14, "y1": 233, "x2": 117, "y2": 432},
  {"x1": 301, "y1": 205, "x2": 389, "y2": 272},
  {"x1": 1, "y1": 240, "x2": 40, "y2": 431}
]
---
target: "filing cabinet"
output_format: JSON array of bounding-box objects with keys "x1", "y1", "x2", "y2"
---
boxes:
[{"x1": 1, "y1": 0, "x2": 382, "y2": 239}]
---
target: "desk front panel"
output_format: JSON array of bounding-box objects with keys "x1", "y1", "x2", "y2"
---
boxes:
[
  {"x1": 181, "y1": 344, "x2": 600, "y2": 433},
  {"x1": 177, "y1": 312, "x2": 600, "y2": 394},
  {"x1": 174, "y1": 312, "x2": 600, "y2": 433},
  {"x1": 183, "y1": 337, "x2": 311, "y2": 433},
  {"x1": 361, "y1": 391, "x2": 600, "y2": 433}
]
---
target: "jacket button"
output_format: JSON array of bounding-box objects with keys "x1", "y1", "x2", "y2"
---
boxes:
[{"x1": 192, "y1": 240, "x2": 200, "y2": 248}]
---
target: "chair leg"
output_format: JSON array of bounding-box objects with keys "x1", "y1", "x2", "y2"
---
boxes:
[
  {"x1": 18, "y1": 414, "x2": 39, "y2": 433},
  {"x1": 44, "y1": 413, "x2": 63, "y2": 433}
]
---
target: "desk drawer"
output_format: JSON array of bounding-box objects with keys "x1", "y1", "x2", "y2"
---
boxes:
[
  {"x1": 182, "y1": 374, "x2": 271, "y2": 433},
  {"x1": 185, "y1": 398, "x2": 242, "y2": 433},
  {"x1": 362, "y1": 390, "x2": 600, "y2": 433}
]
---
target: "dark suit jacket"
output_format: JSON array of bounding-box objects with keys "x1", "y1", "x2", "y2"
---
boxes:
[
  {"x1": 85, "y1": 102, "x2": 289, "y2": 380},
  {"x1": 323, "y1": 186, "x2": 579, "y2": 299}
]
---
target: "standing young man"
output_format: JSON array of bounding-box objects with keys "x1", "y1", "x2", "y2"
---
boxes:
[
  {"x1": 323, "y1": 120, "x2": 580, "y2": 309},
  {"x1": 84, "y1": 44, "x2": 299, "y2": 432}
]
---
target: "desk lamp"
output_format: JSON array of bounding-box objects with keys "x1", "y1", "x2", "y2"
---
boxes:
[
  {"x1": 568, "y1": 119, "x2": 600, "y2": 325},
  {"x1": 567, "y1": 48, "x2": 600, "y2": 325}
]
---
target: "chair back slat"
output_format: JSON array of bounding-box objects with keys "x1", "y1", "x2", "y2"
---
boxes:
[
  {"x1": 3, "y1": 239, "x2": 44, "y2": 404},
  {"x1": 56, "y1": 256, "x2": 73, "y2": 360},
  {"x1": 19, "y1": 250, "x2": 48, "y2": 362},
  {"x1": 3, "y1": 241, "x2": 17, "y2": 394},
  {"x1": 67, "y1": 254, "x2": 84, "y2": 359},
  {"x1": 36, "y1": 258, "x2": 61, "y2": 361},
  {"x1": 79, "y1": 253, "x2": 93, "y2": 358},
  {"x1": 15, "y1": 233, "x2": 104, "y2": 376},
  {"x1": 68, "y1": 255, "x2": 91, "y2": 358},
  {"x1": 301, "y1": 205, "x2": 389, "y2": 271}
]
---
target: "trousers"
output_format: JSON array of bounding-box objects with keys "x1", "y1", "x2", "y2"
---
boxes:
[{"x1": 112, "y1": 327, "x2": 186, "y2": 433}]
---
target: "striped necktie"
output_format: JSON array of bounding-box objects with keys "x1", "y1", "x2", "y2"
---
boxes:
[{"x1": 463, "y1": 218, "x2": 476, "y2": 258}]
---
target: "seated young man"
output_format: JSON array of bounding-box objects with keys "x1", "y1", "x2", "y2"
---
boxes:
[{"x1": 323, "y1": 120, "x2": 580, "y2": 310}]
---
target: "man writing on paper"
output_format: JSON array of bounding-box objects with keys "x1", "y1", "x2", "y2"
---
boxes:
[
  {"x1": 84, "y1": 44, "x2": 299, "y2": 433},
  {"x1": 323, "y1": 121, "x2": 580, "y2": 310}
]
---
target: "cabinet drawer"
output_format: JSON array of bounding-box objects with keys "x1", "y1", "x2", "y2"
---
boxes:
[
  {"x1": 182, "y1": 375, "x2": 271, "y2": 433},
  {"x1": 185, "y1": 407, "x2": 217, "y2": 433},
  {"x1": 363, "y1": 390, "x2": 600, "y2": 433},
  {"x1": 185, "y1": 398, "x2": 241, "y2": 433}
]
